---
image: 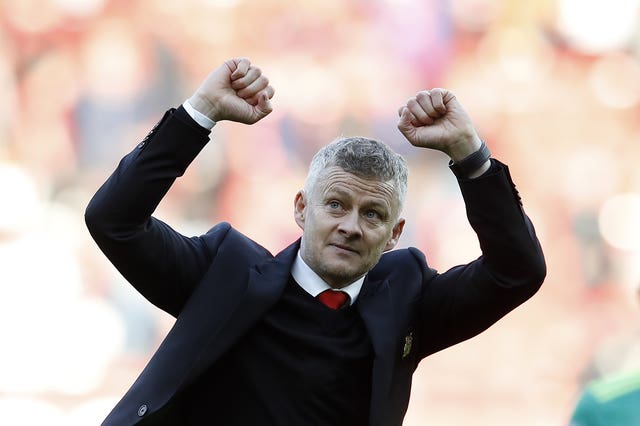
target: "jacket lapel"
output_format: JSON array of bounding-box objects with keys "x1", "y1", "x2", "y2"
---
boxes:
[
  {"x1": 357, "y1": 277, "x2": 397, "y2": 426},
  {"x1": 104, "y1": 240, "x2": 299, "y2": 426},
  {"x1": 182, "y1": 240, "x2": 299, "y2": 388}
]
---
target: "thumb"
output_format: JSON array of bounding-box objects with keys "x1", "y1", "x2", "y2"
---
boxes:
[
  {"x1": 229, "y1": 57, "x2": 251, "y2": 80},
  {"x1": 256, "y1": 92, "x2": 273, "y2": 118},
  {"x1": 397, "y1": 107, "x2": 414, "y2": 135}
]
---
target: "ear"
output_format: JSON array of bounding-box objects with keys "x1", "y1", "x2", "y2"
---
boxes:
[
  {"x1": 383, "y1": 218, "x2": 405, "y2": 252},
  {"x1": 293, "y1": 190, "x2": 306, "y2": 230}
]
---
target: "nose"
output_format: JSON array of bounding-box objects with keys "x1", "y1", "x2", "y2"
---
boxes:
[{"x1": 337, "y1": 211, "x2": 362, "y2": 238}]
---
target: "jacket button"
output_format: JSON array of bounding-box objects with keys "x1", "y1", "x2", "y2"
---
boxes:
[{"x1": 138, "y1": 404, "x2": 148, "y2": 417}]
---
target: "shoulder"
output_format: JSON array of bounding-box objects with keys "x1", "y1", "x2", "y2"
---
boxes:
[
  {"x1": 201, "y1": 222, "x2": 273, "y2": 262},
  {"x1": 370, "y1": 247, "x2": 436, "y2": 283},
  {"x1": 571, "y1": 370, "x2": 640, "y2": 425},
  {"x1": 374, "y1": 247, "x2": 429, "y2": 270},
  {"x1": 588, "y1": 369, "x2": 640, "y2": 404}
]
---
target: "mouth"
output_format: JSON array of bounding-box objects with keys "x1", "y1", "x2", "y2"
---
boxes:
[{"x1": 330, "y1": 243, "x2": 359, "y2": 254}]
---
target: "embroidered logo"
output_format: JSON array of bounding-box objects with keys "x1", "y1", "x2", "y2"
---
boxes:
[{"x1": 402, "y1": 332, "x2": 413, "y2": 359}]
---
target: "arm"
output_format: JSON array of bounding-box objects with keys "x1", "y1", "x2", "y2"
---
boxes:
[
  {"x1": 397, "y1": 89, "x2": 546, "y2": 356},
  {"x1": 85, "y1": 58, "x2": 275, "y2": 316}
]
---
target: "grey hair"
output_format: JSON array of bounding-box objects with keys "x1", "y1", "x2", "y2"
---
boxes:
[{"x1": 304, "y1": 136, "x2": 409, "y2": 212}]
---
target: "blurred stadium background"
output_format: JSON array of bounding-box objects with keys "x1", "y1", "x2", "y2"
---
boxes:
[{"x1": 1, "y1": 0, "x2": 640, "y2": 424}]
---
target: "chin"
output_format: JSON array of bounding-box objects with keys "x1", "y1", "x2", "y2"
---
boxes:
[{"x1": 328, "y1": 268, "x2": 364, "y2": 286}]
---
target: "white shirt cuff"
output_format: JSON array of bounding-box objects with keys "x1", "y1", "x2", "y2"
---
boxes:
[{"x1": 182, "y1": 99, "x2": 216, "y2": 130}]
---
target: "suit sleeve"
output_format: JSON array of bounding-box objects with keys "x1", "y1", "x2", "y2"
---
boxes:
[
  {"x1": 415, "y1": 159, "x2": 546, "y2": 357},
  {"x1": 85, "y1": 107, "x2": 225, "y2": 317}
]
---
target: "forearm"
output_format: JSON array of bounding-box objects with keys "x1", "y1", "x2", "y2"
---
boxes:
[
  {"x1": 458, "y1": 159, "x2": 546, "y2": 287},
  {"x1": 417, "y1": 161, "x2": 545, "y2": 356},
  {"x1": 85, "y1": 107, "x2": 210, "y2": 235},
  {"x1": 84, "y1": 107, "x2": 213, "y2": 315}
]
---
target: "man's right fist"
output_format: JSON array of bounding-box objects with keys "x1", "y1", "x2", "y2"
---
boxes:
[{"x1": 188, "y1": 58, "x2": 275, "y2": 124}]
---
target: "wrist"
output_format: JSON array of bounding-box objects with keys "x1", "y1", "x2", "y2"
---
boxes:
[
  {"x1": 188, "y1": 93, "x2": 222, "y2": 122},
  {"x1": 183, "y1": 99, "x2": 216, "y2": 130},
  {"x1": 445, "y1": 133, "x2": 483, "y2": 162},
  {"x1": 448, "y1": 140, "x2": 491, "y2": 178}
]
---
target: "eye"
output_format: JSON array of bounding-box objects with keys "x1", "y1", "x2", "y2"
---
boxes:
[
  {"x1": 329, "y1": 201, "x2": 341, "y2": 209},
  {"x1": 365, "y1": 210, "x2": 379, "y2": 219}
]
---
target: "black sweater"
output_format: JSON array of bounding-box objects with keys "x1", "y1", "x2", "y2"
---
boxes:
[{"x1": 149, "y1": 276, "x2": 374, "y2": 425}]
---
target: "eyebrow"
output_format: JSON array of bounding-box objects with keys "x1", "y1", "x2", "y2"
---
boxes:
[
  {"x1": 324, "y1": 188, "x2": 351, "y2": 199},
  {"x1": 325, "y1": 188, "x2": 390, "y2": 212}
]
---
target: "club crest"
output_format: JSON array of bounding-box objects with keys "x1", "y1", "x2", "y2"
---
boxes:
[{"x1": 402, "y1": 332, "x2": 413, "y2": 359}]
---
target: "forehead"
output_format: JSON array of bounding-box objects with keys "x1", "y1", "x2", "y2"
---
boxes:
[{"x1": 314, "y1": 167, "x2": 398, "y2": 205}]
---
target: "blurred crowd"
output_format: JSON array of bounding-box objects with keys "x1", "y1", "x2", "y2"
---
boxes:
[{"x1": 1, "y1": 0, "x2": 640, "y2": 424}]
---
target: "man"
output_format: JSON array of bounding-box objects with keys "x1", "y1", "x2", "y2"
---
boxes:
[{"x1": 86, "y1": 58, "x2": 546, "y2": 425}]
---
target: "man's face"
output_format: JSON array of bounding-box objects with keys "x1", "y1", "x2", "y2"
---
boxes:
[{"x1": 294, "y1": 167, "x2": 405, "y2": 289}]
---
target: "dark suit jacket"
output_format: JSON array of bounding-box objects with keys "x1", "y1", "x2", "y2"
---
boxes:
[{"x1": 85, "y1": 107, "x2": 546, "y2": 426}]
